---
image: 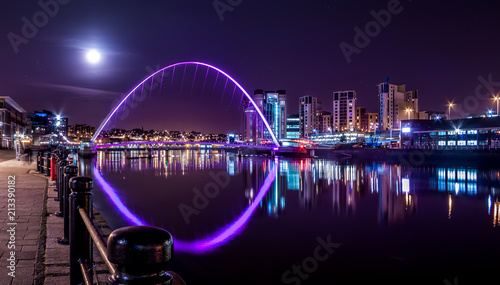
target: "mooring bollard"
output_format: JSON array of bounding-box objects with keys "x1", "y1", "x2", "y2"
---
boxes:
[
  {"x1": 55, "y1": 159, "x2": 69, "y2": 216},
  {"x1": 36, "y1": 152, "x2": 41, "y2": 172},
  {"x1": 58, "y1": 165, "x2": 78, "y2": 245},
  {"x1": 108, "y1": 226, "x2": 174, "y2": 284},
  {"x1": 50, "y1": 154, "x2": 58, "y2": 181},
  {"x1": 54, "y1": 155, "x2": 64, "y2": 200},
  {"x1": 45, "y1": 152, "x2": 51, "y2": 176},
  {"x1": 69, "y1": 176, "x2": 93, "y2": 285}
]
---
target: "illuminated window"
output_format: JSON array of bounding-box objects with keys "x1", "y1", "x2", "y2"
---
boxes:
[
  {"x1": 448, "y1": 141, "x2": 456, "y2": 146},
  {"x1": 438, "y1": 141, "x2": 446, "y2": 146},
  {"x1": 467, "y1": 140, "x2": 477, "y2": 146},
  {"x1": 458, "y1": 141, "x2": 466, "y2": 146},
  {"x1": 467, "y1": 130, "x2": 477, "y2": 134}
]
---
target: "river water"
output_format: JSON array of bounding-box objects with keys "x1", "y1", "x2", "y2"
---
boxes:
[{"x1": 81, "y1": 149, "x2": 500, "y2": 284}]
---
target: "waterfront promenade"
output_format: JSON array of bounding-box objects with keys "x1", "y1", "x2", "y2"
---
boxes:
[
  {"x1": 1, "y1": 150, "x2": 185, "y2": 285},
  {"x1": 0, "y1": 150, "x2": 115, "y2": 284}
]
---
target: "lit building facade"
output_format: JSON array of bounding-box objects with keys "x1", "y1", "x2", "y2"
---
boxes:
[
  {"x1": 333, "y1": 90, "x2": 356, "y2": 132},
  {"x1": 29, "y1": 110, "x2": 68, "y2": 145},
  {"x1": 68, "y1": 124, "x2": 96, "y2": 140},
  {"x1": 243, "y1": 90, "x2": 287, "y2": 143},
  {"x1": 286, "y1": 114, "x2": 300, "y2": 139},
  {"x1": 0, "y1": 96, "x2": 27, "y2": 149},
  {"x1": 378, "y1": 78, "x2": 418, "y2": 131},
  {"x1": 367, "y1": 112, "x2": 379, "y2": 132},
  {"x1": 316, "y1": 110, "x2": 332, "y2": 134},
  {"x1": 401, "y1": 117, "x2": 500, "y2": 148},
  {"x1": 299, "y1": 96, "x2": 319, "y2": 138}
]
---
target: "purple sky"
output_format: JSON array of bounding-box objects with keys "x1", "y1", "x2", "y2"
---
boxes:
[{"x1": 1, "y1": 0, "x2": 500, "y2": 133}]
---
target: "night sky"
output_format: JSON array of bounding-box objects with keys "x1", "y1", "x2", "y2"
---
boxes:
[{"x1": 1, "y1": 0, "x2": 500, "y2": 133}]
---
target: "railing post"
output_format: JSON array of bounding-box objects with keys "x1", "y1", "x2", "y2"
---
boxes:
[
  {"x1": 40, "y1": 152, "x2": 44, "y2": 173},
  {"x1": 69, "y1": 177, "x2": 93, "y2": 285},
  {"x1": 57, "y1": 165, "x2": 78, "y2": 245},
  {"x1": 45, "y1": 152, "x2": 51, "y2": 176},
  {"x1": 108, "y1": 226, "x2": 174, "y2": 284},
  {"x1": 55, "y1": 159, "x2": 69, "y2": 216},
  {"x1": 37, "y1": 152, "x2": 41, "y2": 172}
]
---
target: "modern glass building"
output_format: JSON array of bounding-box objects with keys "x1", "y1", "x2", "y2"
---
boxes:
[
  {"x1": 401, "y1": 117, "x2": 500, "y2": 149},
  {"x1": 286, "y1": 114, "x2": 300, "y2": 139},
  {"x1": 243, "y1": 90, "x2": 287, "y2": 144}
]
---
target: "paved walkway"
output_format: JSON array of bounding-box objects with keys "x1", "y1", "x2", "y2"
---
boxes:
[{"x1": 0, "y1": 154, "x2": 45, "y2": 285}]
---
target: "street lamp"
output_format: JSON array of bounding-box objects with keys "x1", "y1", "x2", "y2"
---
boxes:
[
  {"x1": 447, "y1": 102, "x2": 455, "y2": 120},
  {"x1": 494, "y1": 95, "x2": 500, "y2": 116},
  {"x1": 405, "y1": 108, "x2": 413, "y2": 120}
]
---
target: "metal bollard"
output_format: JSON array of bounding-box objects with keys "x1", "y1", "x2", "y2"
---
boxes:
[
  {"x1": 57, "y1": 165, "x2": 78, "y2": 245},
  {"x1": 36, "y1": 152, "x2": 41, "y2": 172},
  {"x1": 50, "y1": 154, "x2": 57, "y2": 181},
  {"x1": 45, "y1": 152, "x2": 51, "y2": 176},
  {"x1": 108, "y1": 226, "x2": 174, "y2": 285},
  {"x1": 55, "y1": 159, "x2": 69, "y2": 216},
  {"x1": 40, "y1": 152, "x2": 44, "y2": 173},
  {"x1": 69, "y1": 177, "x2": 93, "y2": 285}
]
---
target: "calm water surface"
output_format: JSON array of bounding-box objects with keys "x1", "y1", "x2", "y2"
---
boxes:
[{"x1": 82, "y1": 149, "x2": 500, "y2": 284}]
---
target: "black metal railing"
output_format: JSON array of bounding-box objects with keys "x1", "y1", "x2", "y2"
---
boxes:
[{"x1": 69, "y1": 176, "x2": 186, "y2": 285}]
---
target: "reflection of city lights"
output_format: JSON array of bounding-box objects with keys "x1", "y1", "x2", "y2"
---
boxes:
[
  {"x1": 448, "y1": 194, "x2": 453, "y2": 220},
  {"x1": 402, "y1": 178, "x2": 410, "y2": 194}
]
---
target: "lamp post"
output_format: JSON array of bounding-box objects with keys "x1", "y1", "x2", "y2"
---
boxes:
[
  {"x1": 494, "y1": 96, "x2": 499, "y2": 116},
  {"x1": 447, "y1": 102, "x2": 454, "y2": 120}
]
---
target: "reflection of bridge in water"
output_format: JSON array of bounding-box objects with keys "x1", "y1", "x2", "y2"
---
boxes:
[{"x1": 90, "y1": 150, "x2": 500, "y2": 255}]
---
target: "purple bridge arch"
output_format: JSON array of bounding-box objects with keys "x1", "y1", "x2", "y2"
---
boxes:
[{"x1": 91, "y1": 61, "x2": 280, "y2": 147}]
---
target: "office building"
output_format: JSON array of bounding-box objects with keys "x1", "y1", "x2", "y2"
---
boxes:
[
  {"x1": 0, "y1": 96, "x2": 27, "y2": 149},
  {"x1": 367, "y1": 112, "x2": 379, "y2": 132},
  {"x1": 243, "y1": 90, "x2": 287, "y2": 143},
  {"x1": 299, "y1": 96, "x2": 319, "y2": 137},
  {"x1": 400, "y1": 116, "x2": 500, "y2": 148},
  {"x1": 333, "y1": 90, "x2": 356, "y2": 132},
  {"x1": 316, "y1": 110, "x2": 332, "y2": 134},
  {"x1": 286, "y1": 114, "x2": 300, "y2": 139},
  {"x1": 378, "y1": 78, "x2": 418, "y2": 131},
  {"x1": 29, "y1": 110, "x2": 69, "y2": 145}
]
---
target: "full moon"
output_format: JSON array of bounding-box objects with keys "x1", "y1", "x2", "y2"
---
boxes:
[{"x1": 86, "y1": 49, "x2": 101, "y2": 64}]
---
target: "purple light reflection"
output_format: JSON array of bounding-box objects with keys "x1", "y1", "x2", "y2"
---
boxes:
[
  {"x1": 93, "y1": 167, "x2": 146, "y2": 226},
  {"x1": 93, "y1": 161, "x2": 277, "y2": 254}
]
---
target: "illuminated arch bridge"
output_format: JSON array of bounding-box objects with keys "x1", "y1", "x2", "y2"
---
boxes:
[{"x1": 91, "y1": 62, "x2": 280, "y2": 148}]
